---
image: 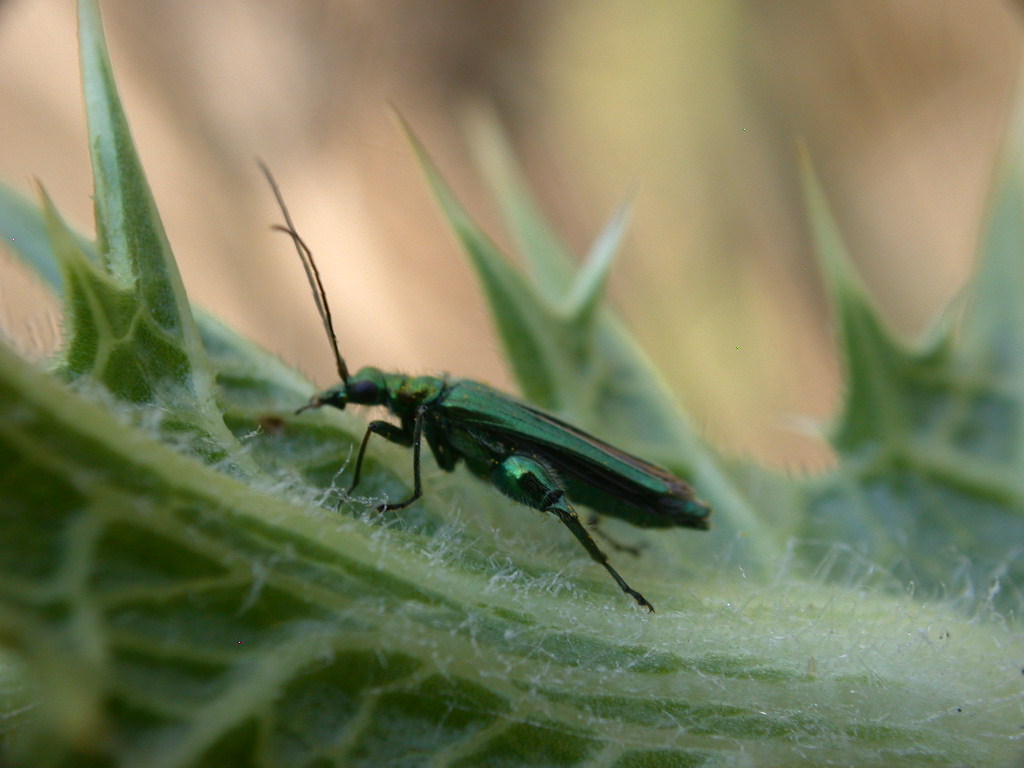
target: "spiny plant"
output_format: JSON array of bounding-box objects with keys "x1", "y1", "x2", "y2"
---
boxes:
[{"x1": 0, "y1": 1, "x2": 1022, "y2": 766}]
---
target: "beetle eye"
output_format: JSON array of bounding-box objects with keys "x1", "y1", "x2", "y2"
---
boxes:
[{"x1": 347, "y1": 379, "x2": 380, "y2": 403}]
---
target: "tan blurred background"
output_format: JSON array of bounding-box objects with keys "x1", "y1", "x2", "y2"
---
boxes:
[{"x1": 1, "y1": 0, "x2": 1021, "y2": 470}]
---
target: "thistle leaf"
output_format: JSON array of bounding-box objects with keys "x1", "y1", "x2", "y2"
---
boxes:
[
  {"x1": 802, "y1": 156, "x2": 1024, "y2": 613},
  {"x1": 464, "y1": 106, "x2": 576, "y2": 298},
  {"x1": 53, "y1": 0, "x2": 253, "y2": 472},
  {"x1": 566, "y1": 195, "x2": 633, "y2": 327},
  {"x1": 2, "y1": 336, "x2": 1022, "y2": 767}
]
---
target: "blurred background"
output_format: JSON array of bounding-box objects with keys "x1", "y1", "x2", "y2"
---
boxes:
[{"x1": 1, "y1": 0, "x2": 1021, "y2": 470}]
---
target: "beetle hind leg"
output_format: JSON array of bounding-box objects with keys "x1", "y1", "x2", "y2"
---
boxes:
[
  {"x1": 588, "y1": 514, "x2": 645, "y2": 557},
  {"x1": 490, "y1": 454, "x2": 654, "y2": 612}
]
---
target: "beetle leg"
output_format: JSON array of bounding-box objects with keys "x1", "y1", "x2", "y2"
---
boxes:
[
  {"x1": 350, "y1": 407, "x2": 427, "y2": 512},
  {"x1": 490, "y1": 454, "x2": 654, "y2": 612},
  {"x1": 381, "y1": 407, "x2": 427, "y2": 511},
  {"x1": 350, "y1": 420, "x2": 410, "y2": 490},
  {"x1": 350, "y1": 408, "x2": 425, "y2": 512},
  {"x1": 587, "y1": 514, "x2": 645, "y2": 557}
]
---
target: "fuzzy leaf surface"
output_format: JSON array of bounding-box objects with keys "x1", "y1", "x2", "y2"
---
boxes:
[{"x1": 2, "y1": 339, "x2": 1022, "y2": 767}]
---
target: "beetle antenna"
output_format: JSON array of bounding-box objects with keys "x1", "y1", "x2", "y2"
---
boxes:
[{"x1": 259, "y1": 161, "x2": 349, "y2": 384}]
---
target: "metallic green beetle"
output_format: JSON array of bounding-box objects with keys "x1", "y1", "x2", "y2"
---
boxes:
[{"x1": 264, "y1": 166, "x2": 711, "y2": 611}]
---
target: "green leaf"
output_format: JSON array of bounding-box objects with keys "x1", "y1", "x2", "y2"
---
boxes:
[
  {"x1": 464, "y1": 106, "x2": 577, "y2": 299},
  {"x1": 49, "y1": 0, "x2": 254, "y2": 474},
  {"x1": 0, "y1": 179, "x2": 314, "y2": 419},
  {"x1": 801, "y1": 155, "x2": 1024, "y2": 612},
  {"x1": 566, "y1": 195, "x2": 633, "y2": 326},
  {"x1": 960, "y1": 135, "x2": 1024, "y2": 394},
  {"x1": 2, "y1": 339, "x2": 1022, "y2": 767}
]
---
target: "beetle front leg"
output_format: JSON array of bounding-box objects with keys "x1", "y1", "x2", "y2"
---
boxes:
[
  {"x1": 349, "y1": 420, "x2": 411, "y2": 491},
  {"x1": 350, "y1": 408, "x2": 426, "y2": 512},
  {"x1": 490, "y1": 454, "x2": 654, "y2": 612}
]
